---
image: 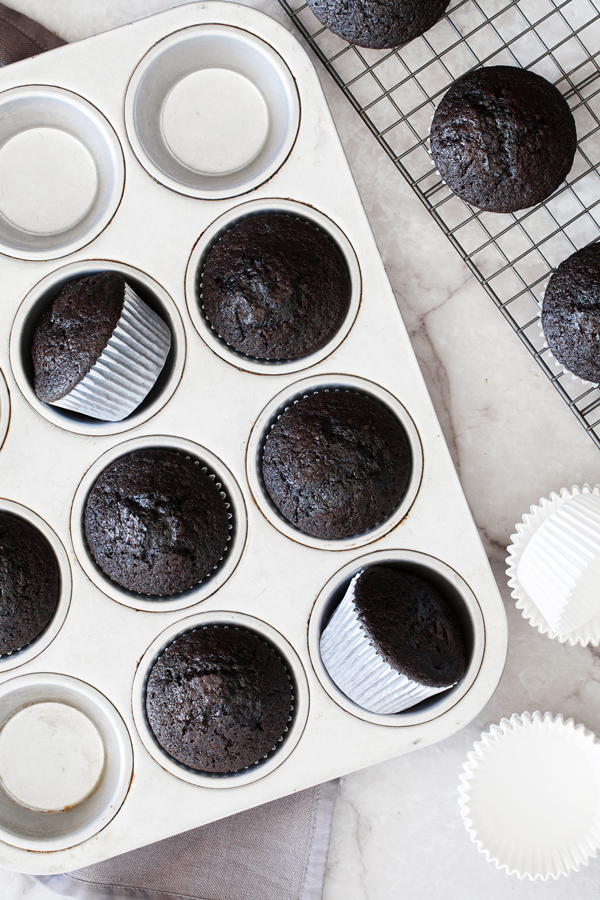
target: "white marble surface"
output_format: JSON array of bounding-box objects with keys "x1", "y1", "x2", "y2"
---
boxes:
[{"x1": 3, "y1": 0, "x2": 600, "y2": 897}]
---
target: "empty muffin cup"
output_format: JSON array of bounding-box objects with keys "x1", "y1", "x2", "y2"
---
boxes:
[
  {"x1": 0, "y1": 368, "x2": 9, "y2": 455},
  {"x1": 125, "y1": 25, "x2": 300, "y2": 199},
  {"x1": 0, "y1": 673, "x2": 132, "y2": 851},
  {"x1": 0, "y1": 86, "x2": 124, "y2": 259}
]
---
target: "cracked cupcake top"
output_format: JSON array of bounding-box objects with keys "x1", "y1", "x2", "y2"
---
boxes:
[
  {"x1": 146, "y1": 627, "x2": 292, "y2": 773},
  {"x1": 202, "y1": 213, "x2": 350, "y2": 360},
  {"x1": 262, "y1": 391, "x2": 411, "y2": 539},
  {"x1": 430, "y1": 66, "x2": 576, "y2": 213},
  {"x1": 542, "y1": 242, "x2": 600, "y2": 383},
  {"x1": 84, "y1": 449, "x2": 230, "y2": 596}
]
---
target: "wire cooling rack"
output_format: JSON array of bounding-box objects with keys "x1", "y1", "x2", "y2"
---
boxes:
[{"x1": 278, "y1": 0, "x2": 600, "y2": 447}]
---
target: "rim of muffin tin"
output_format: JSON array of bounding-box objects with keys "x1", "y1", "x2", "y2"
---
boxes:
[
  {"x1": 185, "y1": 199, "x2": 362, "y2": 375},
  {"x1": 308, "y1": 550, "x2": 485, "y2": 726},
  {"x1": 10, "y1": 260, "x2": 186, "y2": 437},
  {"x1": 0, "y1": 369, "x2": 9, "y2": 454},
  {"x1": 0, "y1": 86, "x2": 124, "y2": 260},
  {"x1": 70, "y1": 435, "x2": 247, "y2": 612},
  {"x1": 0, "y1": 499, "x2": 71, "y2": 674},
  {"x1": 125, "y1": 24, "x2": 300, "y2": 200},
  {"x1": 246, "y1": 374, "x2": 424, "y2": 550},
  {"x1": 132, "y1": 612, "x2": 309, "y2": 788},
  {"x1": 0, "y1": 672, "x2": 133, "y2": 851}
]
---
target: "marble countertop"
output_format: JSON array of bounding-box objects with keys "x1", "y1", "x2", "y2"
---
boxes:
[{"x1": 3, "y1": 1, "x2": 600, "y2": 897}]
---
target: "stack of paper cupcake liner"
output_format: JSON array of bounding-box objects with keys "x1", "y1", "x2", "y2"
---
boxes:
[
  {"x1": 458, "y1": 711, "x2": 600, "y2": 880},
  {"x1": 506, "y1": 484, "x2": 600, "y2": 646},
  {"x1": 52, "y1": 283, "x2": 171, "y2": 421},
  {"x1": 320, "y1": 572, "x2": 448, "y2": 715}
]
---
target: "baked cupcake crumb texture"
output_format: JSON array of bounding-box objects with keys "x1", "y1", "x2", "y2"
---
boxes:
[
  {"x1": 541, "y1": 242, "x2": 600, "y2": 383},
  {"x1": 31, "y1": 271, "x2": 171, "y2": 421},
  {"x1": 262, "y1": 390, "x2": 411, "y2": 539},
  {"x1": 320, "y1": 565, "x2": 467, "y2": 715},
  {"x1": 430, "y1": 66, "x2": 577, "y2": 213},
  {"x1": 305, "y1": 0, "x2": 451, "y2": 49},
  {"x1": 146, "y1": 626, "x2": 292, "y2": 773},
  {"x1": 201, "y1": 213, "x2": 351, "y2": 361},
  {"x1": 32, "y1": 272, "x2": 125, "y2": 403},
  {"x1": 0, "y1": 512, "x2": 59, "y2": 655},
  {"x1": 84, "y1": 448, "x2": 230, "y2": 596}
]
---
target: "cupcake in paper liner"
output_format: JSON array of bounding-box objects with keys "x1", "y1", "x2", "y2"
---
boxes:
[
  {"x1": 146, "y1": 626, "x2": 293, "y2": 774},
  {"x1": 84, "y1": 448, "x2": 232, "y2": 597},
  {"x1": 320, "y1": 565, "x2": 466, "y2": 715},
  {"x1": 506, "y1": 484, "x2": 600, "y2": 646},
  {"x1": 539, "y1": 242, "x2": 600, "y2": 388},
  {"x1": 262, "y1": 390, "x2": 411, "y2": 540},
  {"x1": 31, "y1": 272, "x2": 171, "y2": 422},
  {"x1": 201, "y1": 213, "x2": 351, "y2": 362},
  {"x1": 0, "y1": 512, "x2": 58, "y2": 656},
  {"x1": 458, "y1": 711, "x2": 600, "y2": 880}
]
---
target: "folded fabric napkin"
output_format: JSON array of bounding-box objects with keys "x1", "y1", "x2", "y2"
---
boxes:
[
  {"x1": 36, "y1": 781, "x2": 340, "y2": 900},
  {"x1": 0, "y1": 4, "x2": 339, "y2": 899},
  {"x1": 0, "y1": 1, "x2": 65, "y2": 62}
]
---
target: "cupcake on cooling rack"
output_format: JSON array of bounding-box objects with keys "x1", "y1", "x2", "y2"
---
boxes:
[
  {"x1": 507, "y1": 485, "x2": 600, "y2": 644},
  {"x1": 430, "y1": 66, "x2": 576, "y2": 213},
  {"x1": 31, "y1": 271, "x2": 171, "y2": 421},
  {"x1": 261, "y1": 390, "x2": 411, "y2": 539},
  {"x1": 0, "y1": 512, "x2": 59, "y2": 655},
  {"x1": 84, "y1": 448, "x2": 230, "y2": 596},
  {"x1": 201, "y1": 213, "x2": 351, "y2": 361},
  {"x1": 146, "y1": 626, "x2": 292, "y2": 773},
  {"x1": 321, "y1": 565, "x2": 467, "y2": 713},
  {"x1": 541, "y1": 242, "x2": 600, "y2": 384},
  {"x1": 305, "y1": 0, "x2": 450, "y2": 49}
]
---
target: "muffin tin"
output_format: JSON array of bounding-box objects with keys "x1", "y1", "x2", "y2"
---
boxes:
[{"x1": 0, "y1": 1, "x2": 507, "y2": 873}]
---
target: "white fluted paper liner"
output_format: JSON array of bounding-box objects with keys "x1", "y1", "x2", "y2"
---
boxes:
[
  {"x1": 506, "y1": 484, "x2": 600, "y2": 645},
  {"x1": 517, "y1": 492, "x2": 600, "y2": 634},
  {"x1": 458, "y1": 711, "x2": 600, "y2": 880},
  {"x1": 51, "y1": 283, "x2": 171, "y2": 421},
  {"x1": 319, "y1": 572, "x2": 448, "y2": 714}
]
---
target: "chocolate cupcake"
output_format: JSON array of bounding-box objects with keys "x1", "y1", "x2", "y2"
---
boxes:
[
  {"x1": 146, "y1": 627, "x2": 292, "y2": 773},
  {"x1": 305, "y1": 0, "x2": 450, "y2": 49},
  {"x1": 84, "y1": 449, "x2": 230, "y2": 596},
  {"x1": 0, "y1": 513, "x2": 59, "y2": 655},
  {"x1": 31, "y1": 272, "x2": 171, "y2": 421},
  {"x1": 202, "y1": 214, "x2": 351, "y2": 360},
  {"x1": 320, "y1": 566, "x2": 467, "y2": 713},
  {"x1": 541, "y1": 243, "x2": 600, "y2": 383},
  {"x1": 430, "y1": 67, "x2": 577, "y2": 213},
  {"x1": 262, "y1": 390, "x2": 411, "y2": 539}
]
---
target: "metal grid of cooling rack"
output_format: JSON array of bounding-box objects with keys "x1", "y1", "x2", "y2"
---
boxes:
[{"x1": 278, "y1": 0, "x2": 600, "y2": 447}]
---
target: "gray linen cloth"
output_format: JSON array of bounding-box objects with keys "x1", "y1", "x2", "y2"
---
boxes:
[
  {"x1": 0, "y1": 5, "x2": 340, "y2": 899},
  {"x1": 35, "y1": 781, "x2": 340, "y2": 900}
]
